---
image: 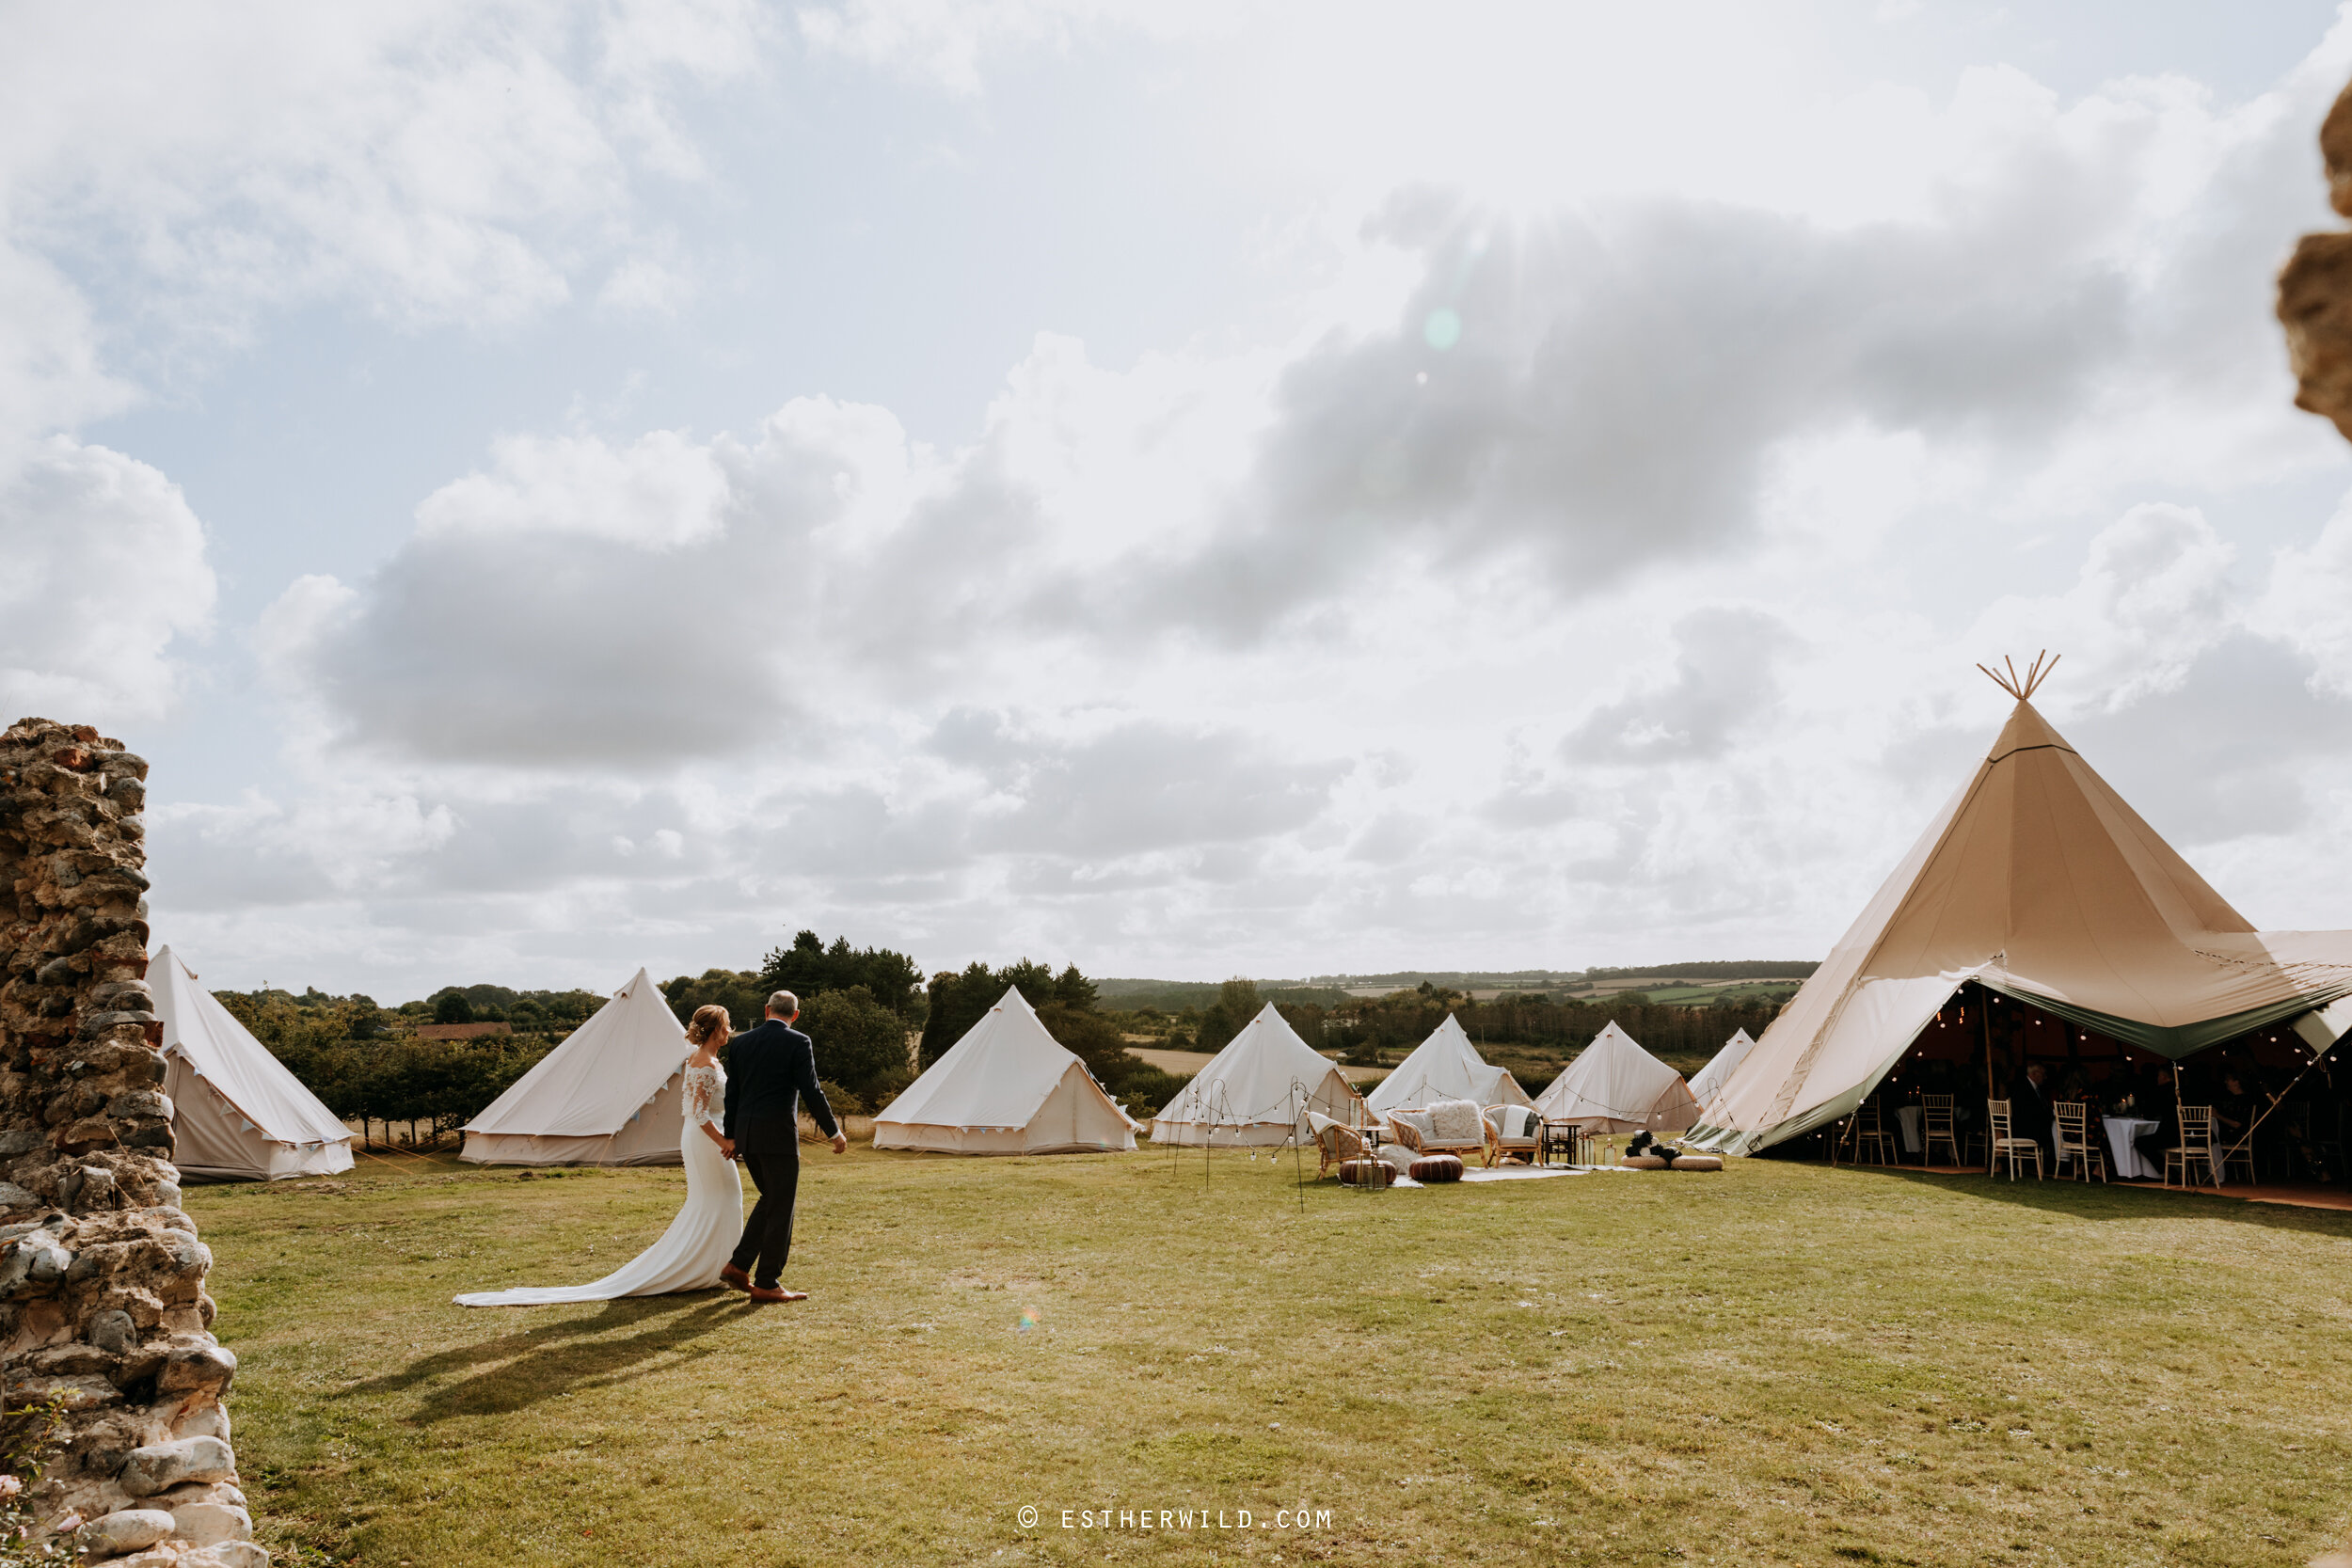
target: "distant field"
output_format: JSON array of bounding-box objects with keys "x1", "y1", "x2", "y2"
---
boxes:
[
  {"x1": 201, "y1": 1146, "x2": 2352, "y2": 1566},
  {"x1": 1127, "y1": 1046, "x2": 1389, "y2": 1085}
]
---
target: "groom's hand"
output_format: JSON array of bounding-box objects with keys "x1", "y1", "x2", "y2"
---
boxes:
[{"x1": 830, "y1": 1132, "x2": 849, "y2": 1154}]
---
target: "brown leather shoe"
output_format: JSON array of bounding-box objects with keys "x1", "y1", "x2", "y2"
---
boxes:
[
  {"x1": 745, "y1": 1286, "x2": 808, "y2": 1304},
  {"x1": 719, "y1": 1263, "x2": 752, "y2": 1292}
]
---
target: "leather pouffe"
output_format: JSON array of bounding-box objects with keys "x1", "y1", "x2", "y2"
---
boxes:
[
  {"x1": 1339, "y1": 1158, "x2": 1395, "y2": 1186},
  {"x1": 1409, "y1": 1154, "x2": 1465, "y2": 1182}
]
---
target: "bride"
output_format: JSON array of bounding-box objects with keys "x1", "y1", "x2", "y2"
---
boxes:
[{"x1": 455, "y1": 1005, "x2": 743, "y2": 1307}]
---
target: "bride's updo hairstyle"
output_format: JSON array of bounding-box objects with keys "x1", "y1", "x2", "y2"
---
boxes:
[{"x1": 685, "y1": 1005, "x2": 731, "y2": 1047}]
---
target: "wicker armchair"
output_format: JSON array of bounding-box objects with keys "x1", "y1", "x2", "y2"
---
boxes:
[
  {"x1": 1306, "y1": 1111, "x2": 1373, "y2": 1179},
  {"x1": 1386, "y1": 1102, "x2": 1489, "y2": 1164},
  {"x1": 1483, "y1": 1104, "x2": 1543, "y2": 1166}
]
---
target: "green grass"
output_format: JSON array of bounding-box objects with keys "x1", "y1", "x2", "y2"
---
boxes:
[{"x1": 188, "y1": 1148, "x2": 2352, "y2": 1567}]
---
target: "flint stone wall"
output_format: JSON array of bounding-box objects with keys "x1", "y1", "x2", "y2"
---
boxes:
[
  {"x1": 0, "y1": 719, "x2": 262, "y2": 1566},
  {"x1": 2279, "y1": 78, "x2": 2352, "y2": 439}
]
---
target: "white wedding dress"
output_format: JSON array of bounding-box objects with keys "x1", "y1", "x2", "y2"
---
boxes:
[{"x1": 455, "y1": 1060, "x2": 743, "y2": 1307}]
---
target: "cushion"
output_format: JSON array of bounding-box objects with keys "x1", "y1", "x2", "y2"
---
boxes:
[
  {"x1": 1670, "y1": 1154, "x2": 1724, "y2": 1171},
  {"x1": 1428, "y1": 1099, "x2": 1486, "y2": 1144},
  {"x1": 1621, "y1": 1154, "x2": 1670, "y2": 1169},
  {"x1": 1390, "y1": 1109, "x2": 1437, "y2": 1142},
  {"x1": 1486, "y1": 1104, "x2": 1541, "y2": 1141},
  {"x1": 1409, "y1": 1154, "x2": 1465, "y2": 1182},
  {"x1": 1375, "y1": 1142, "x2": 1418, "y2": 1174},
  {"x1": 1338, "y1": 1159, "x2": 1393, "y2": 1187}
]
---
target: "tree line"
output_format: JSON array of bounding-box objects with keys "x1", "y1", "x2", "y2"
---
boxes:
[
  {"x1": 211, "y1": 989, "x2": 557, "y2": 1148},
  {"x1": 216, "y1": 939, "x2": 1793, "y2": 1147}
]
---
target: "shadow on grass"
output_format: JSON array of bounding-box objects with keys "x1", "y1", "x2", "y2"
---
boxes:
[
  {"x1": 343, "y1": 1293, "x2": 746, "y2": 1422},
  {"x1": 1861, "y1": 1165, "x2": 2352, "y2": 1236}
]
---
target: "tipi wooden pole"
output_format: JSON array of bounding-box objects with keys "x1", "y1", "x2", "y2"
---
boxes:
[{"x1": 1979, "y1": 988, "x2": 1996, "y2": 1174}]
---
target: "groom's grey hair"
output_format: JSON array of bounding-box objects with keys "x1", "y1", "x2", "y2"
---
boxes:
[{"x1": 766, "y1": 990, "x2": 799, "y2": 1017}]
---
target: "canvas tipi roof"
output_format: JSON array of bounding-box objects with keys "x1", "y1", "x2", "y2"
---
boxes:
[
  {"x1": 1532, "y1": 1022, "x2": 1699, "y2": 1133},
  {"x1": 1692, "y1": 679, "x2": 2352, "y2": 1154},
  {"x1": 1150, "y1": 1003, "x2": 1363, "y2": 1147},
  {"x1": 1366, "y1": 1014, "x2": 1531, "y2": 1112},
  {"x1": 1689, "y1": 1028, "x2": 1757, "y2": 1119},
  {"x1": 460, "y1": 969, "x2": 687, "y2": 1165},
  {"x1": 151, "y1": 945, "x2": 354, "y2": 1180},
  {"x1": 873, "y1": 987, "x2": 1136, "y2": 1156}
]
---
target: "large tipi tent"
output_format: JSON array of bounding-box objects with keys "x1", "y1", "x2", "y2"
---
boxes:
[
  {"x1": 1150, "y1": 1003, "x2": 1362, "y2": 1146},
  {"x1": 151, "y1": 946, "x2": 355, "y2": 1181},
  {"x1": 1533, "y1": 1022, "x2": 1701, "y2": 1133},
  {"x1": 873, "y1": 987, "x2": 1136, "y2": 1155},
  {"x1": 1688, "y1": 1028, "x2": 1758, "y2": 1121},
  {"x1": 1691, "y1": 661, "x2": 2352, "y2": 1155},
  {"x1": 1366, "y1": 1014, "x2": 1532, "y2": 1113},
  {"x1": 461, "y1": 969, "x2": 687, "y2": 1165}
]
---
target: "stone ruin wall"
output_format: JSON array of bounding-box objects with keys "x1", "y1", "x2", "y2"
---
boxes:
[
  {"x1": 2279, "y1": 73, "x2": 2352, "y2": 1568},
  {"x1": 0, "y1": 719, "x2": 262, "y2": 1566}
]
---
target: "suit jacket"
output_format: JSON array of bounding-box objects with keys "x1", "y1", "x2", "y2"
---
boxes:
[
  {"x1": 2010, "y1": 1078, "x2": 2054, "y2": 1144},
  {"x1": 723, "y1": 1020, "x2": 839, "y2": 1148}
]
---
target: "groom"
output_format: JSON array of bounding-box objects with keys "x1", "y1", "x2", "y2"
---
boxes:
[{"x1": 720, "y1": 989, "x2": 847, "y2": 1304}]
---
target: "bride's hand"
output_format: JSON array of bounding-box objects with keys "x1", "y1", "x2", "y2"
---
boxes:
[{"x1": 718, "y1": 1136, "x2": 736, "y2": 1159}]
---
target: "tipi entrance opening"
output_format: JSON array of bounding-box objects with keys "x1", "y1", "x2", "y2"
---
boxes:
[{"x1": 1784, "y1": 982, "x2": 2349, "y2": 1208}]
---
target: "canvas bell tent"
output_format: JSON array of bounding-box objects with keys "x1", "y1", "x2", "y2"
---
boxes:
[
  {"x1": 1150, "y1": 1003, "x2": 1362, "y2": 1147},
  {"x1": 150, "y1": 946, "x2": 355, "y2": 1181},
  {"x1": 1532, "y1": 1022, "x2": 1701, "y2": 1133},
  {"x1": 1366, "y1": 1014, "x2": 1532, "y2": 1114},
  {"x1": 461, "y1": 969, "x2": 687, "y2": 1165},
  {"x1": 1690, "y1": 657, "x2": 2352, "y2": 1156},
  {"x1": 1689, "y1": 1028, "x2": 1758, "y2": 1121},
  {"x1": 871, "y1": 987, "x2": 1136, "y2": 1155}
]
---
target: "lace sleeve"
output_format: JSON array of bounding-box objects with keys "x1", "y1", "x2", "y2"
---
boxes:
[{"x1": 687, "y1": 1068, "x2": 722, "y2": 1132}]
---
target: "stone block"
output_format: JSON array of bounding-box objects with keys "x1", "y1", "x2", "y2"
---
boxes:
[
  {"x1": 118, "y1": 1435, "x2": 234, "y2": 1496},
  {"x1": 158, "y1": 1342, "x2": 234, "y2": 1397},
  {"x1": 0, "y1": 1232, "x2": 72, "y2": 1296},
  {"x1": 87, "y1": 1308, "x2": 135, "y2": 1353},
  {"x1": 182, "y1": 1543, "x2": 269, "y2": 1568},
  {"x1": 73, "y1": 1507, "x2": 174, "y2": 1555},
  {"x1": 170, "y1": 1500, "x2": 251, "y2": 1545}
]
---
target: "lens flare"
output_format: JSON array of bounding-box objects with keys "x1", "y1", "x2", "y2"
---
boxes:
[
  {"x1": 1016, "y1": 1308, "x2": 1041, "y2": 1333},
  {"x1": 1422, "y1": 307, "x2": 1462, "y2": 350}
]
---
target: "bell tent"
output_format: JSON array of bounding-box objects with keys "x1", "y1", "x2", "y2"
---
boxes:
[
  {"x1": 150, "y1": 946, "x2": 356, "y2": 1181},
  {"x1": 871, "y1": 987, "x2": 1137, "y2": 1155},
  {"x1": 460, "y1": 969, "x2": 687, "y2": 1165},
  {"x1": 1150, "y1": 1003, "x2": 1362, "y2": 1147},
  {"x1": 1688, "y1": 1028, "x2": 1758, "y2": 1121},
  {"x1": 1691, "y1": 657, "x2": 2352, "y2": 1155},
  {"x1": 1366, "y1": 1013, "x2": 1532, "y2": 1114},
  {"x1": 1532, "y1": 1022, "x2": 1700, "y2": 1132}
]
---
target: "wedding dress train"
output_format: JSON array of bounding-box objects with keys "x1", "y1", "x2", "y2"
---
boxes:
[{"x1": 455, "y1": 1061, "x2": 742, "y2": 1307}]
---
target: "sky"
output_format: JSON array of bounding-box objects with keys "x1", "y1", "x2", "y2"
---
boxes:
[{"x1": 9, "y1": 0, "x2": 2352, "y2": 999}]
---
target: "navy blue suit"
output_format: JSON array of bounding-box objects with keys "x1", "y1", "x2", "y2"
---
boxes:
[{"x1": 723, "y1": 1020, "x2": 838, "y2": 1287}]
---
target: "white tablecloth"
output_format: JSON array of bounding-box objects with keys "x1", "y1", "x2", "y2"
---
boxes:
[
  {"x1": 1896, "y1": 1105, "x2": 1922, "y2": 1155},
  {"x1": 2104, "y1": 1117, "x2": 2161, "y2": 1180}
]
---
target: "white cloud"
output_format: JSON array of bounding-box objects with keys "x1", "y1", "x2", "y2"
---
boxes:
[
  {"x1": 2, "y1": 2, "x2": 766, "y2": 328},
  {"x1": 0, "y1": 436, "x2": 215, "y2": 724}
]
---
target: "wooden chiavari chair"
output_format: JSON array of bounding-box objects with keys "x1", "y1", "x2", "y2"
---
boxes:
[{"x1": 1986, "y1": 1099, "x2": 2044, "y2": 1180}]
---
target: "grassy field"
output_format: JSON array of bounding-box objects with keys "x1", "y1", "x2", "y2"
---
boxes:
[{"x1": 189, "y1": 1146, "x2": 2352, "y2": 1567}]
